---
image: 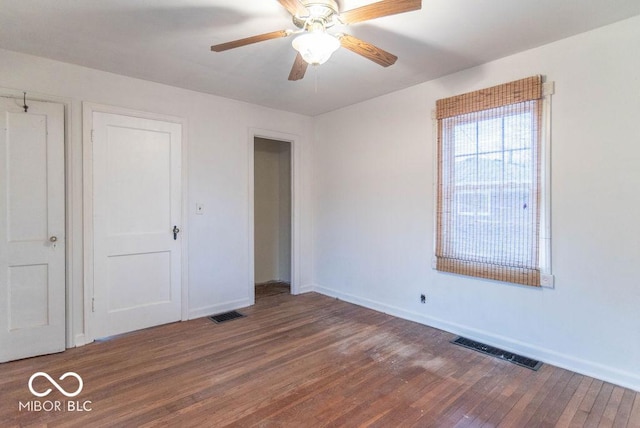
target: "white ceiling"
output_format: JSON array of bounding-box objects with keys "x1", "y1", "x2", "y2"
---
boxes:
[{"x1": 1, "y1": 0, "x2": 639, "y2": 116}]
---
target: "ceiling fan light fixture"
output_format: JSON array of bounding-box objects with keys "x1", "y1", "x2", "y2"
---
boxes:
[{"x1": 292, "y1": 31, "x2": 340, "y2": 65}]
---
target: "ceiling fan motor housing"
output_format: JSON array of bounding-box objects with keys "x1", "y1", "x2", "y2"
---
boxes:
[{"x1": 292, "y1": 0, "x2": 340, "y2": 30}]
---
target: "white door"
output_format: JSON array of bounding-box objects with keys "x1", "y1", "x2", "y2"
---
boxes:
[
  {"x1": 92, "y1": 112, "x2": 182, "y2": 338},
  {"x1": 0, "y1": 98, "x2": 65, "y2": 362}
]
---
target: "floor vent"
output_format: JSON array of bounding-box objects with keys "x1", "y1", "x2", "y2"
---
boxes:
[
  {"x1": 451, "y1": 336, "x2": 542, "y2": 371},
  {"x1": 208, "y1": 311, "x2": 245, "y2": 324}
]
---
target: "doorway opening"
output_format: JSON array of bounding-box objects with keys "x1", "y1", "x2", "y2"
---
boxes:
[{"x1": 253, "y1": 137, "x2": 291, "y2": 300}]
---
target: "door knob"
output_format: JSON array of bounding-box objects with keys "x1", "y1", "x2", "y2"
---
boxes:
[{"x1": 49, "y1": 236, "x2": 58, "y2": 242}]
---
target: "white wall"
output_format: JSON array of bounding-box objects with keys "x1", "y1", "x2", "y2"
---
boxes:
[
  {"x1": 312, "y1": 15, "x2": 640, "y2": 391},
  {"x1": 0, "y1": 48, "x2": 314, "y2": 344},
  {"x1": 254, "y1": 138, "x2": 291, "y2": 284}
]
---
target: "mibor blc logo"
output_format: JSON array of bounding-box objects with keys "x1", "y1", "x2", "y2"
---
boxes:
[
  {"x1": 28, "y1": 372, "x2": 83, "y2": 397},
  {"x1": 19, "y1": 372, "x2": 92, "y2": 412}
]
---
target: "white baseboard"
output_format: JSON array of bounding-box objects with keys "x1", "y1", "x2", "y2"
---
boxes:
[
  {"x1": 296, "y1": 284, "x2": 314, "y2": 294},
  {"x1": 74, "y1": 334, "x2": 88, "y2": 347},
  {"x1": 313, "y1": 284, "x2": 640, "y2": 392},
  {"x1": 188, "y1": 298, "x2": 253, "y2": 320}
]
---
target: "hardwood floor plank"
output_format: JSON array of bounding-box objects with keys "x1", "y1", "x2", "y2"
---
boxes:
[
  {"x1": 555, "y1": 376, "x2": 594, "y2": 427},
  {"x1": 569, "y1": 379, "x2": 604, "y2": 427},
  {"x1": 601, "y1": 386, "x2": 626, "y2": 428},
  {"x1": 415, "y1": 355, "x2": 502, "y2": 426},
  {"x1": 0, "y1": 291, "x2": 638, "y2": 427},
  {"x1": 470, "y1": 363, "x2": 530, "y2": 426},
  {"x1": 627, "y1": 393, "x2": 640, "y2": 427},
  {"x1": 509, "y1": 365, "x2": 570, "y2": 426},
  {"x1": 437, "y1": 360, "x2": 516, "y2": 426},
  {"x1": 538, "y1": 372, "x2": 583, "y2": 426},
  {"x1": 584, "y1": 381, "x2": 615, "y2": 427},
  {"x1": 612, "y1": 389, "x2": 637, "y2": 428},
  {"x1": 522, "y1": 369, "x2": 575, "y2": 427},
  {"x1": 495, "y1": 364, "x2": 555, "y2": 427}
]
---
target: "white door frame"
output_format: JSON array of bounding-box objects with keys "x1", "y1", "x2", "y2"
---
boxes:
[
  {"x1": 248, "y1": 128, "x2": 301, "y2": 301},
  {"x1": 0, "y1": 89, "x2": 74, "y2": 348},
  {"x1": 82, "y1": 102, "x2": 188, "y2": 342}
]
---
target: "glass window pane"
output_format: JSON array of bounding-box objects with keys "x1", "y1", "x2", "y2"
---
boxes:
[
  {"x1": 478, "y1": 117, "x2": 503, "y2": 153},
  {"x1": 440, "y1": 101, "x2": 539, "y2": 270},
  {"x1": 454, "y1": 122, "x2": 477, "y2": 156},
  {"x1": 454, "y1": 155, "x2": 476, "y2": 183},
  {"x1": 505, "y1": 149, "x2": 532, "y2": 184},
  {"x1": 478, "y1": 153, "x2": 503, "y2": 184},
  {"x1": 504, "y1": 111, "x2": 532, "y2": 149}
]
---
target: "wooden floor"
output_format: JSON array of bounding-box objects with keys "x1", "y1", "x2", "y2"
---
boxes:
[
  {"x1": 1, "y1": 291, "x2": 638, "y2": 427},
  {"x1": 255, "y1": 281, "x2": 291, "y2": 298}
]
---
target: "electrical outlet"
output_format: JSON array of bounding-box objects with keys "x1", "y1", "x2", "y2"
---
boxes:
[{"x1": 420, "y1": 294, "x2": 426, "y2": 304}]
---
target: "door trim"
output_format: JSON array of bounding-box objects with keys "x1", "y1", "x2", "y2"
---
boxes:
[
  {"x1": 248, "y1": 128, "x2": 301, "y2": 302},
  {"x1": 82, "y1": 102, "x2": 188, "y2": 343}
]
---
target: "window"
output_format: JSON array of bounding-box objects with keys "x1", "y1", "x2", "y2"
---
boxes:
[{"x1": 435, "y1": 76, "x2": 548, "y2": 287}]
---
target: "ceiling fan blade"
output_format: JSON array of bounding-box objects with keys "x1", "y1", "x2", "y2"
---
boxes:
[
  {"x1": 339, "y1": 34, "x2": 398, "y2": 67},
  {"x1": 288, "y1": 53, "x2": 308, "y2": 81},
  {"x1": 339, "y1": 0, "x2": 421, "y2": 25},
  {"x1": 211, "y1": 30, "x2": 291, "y2": 52},
  {"x1": 277, "y1": 0, "x2": 308, "y2": 17}
]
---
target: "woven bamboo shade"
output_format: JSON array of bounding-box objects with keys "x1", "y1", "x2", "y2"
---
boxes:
[
  {"x1": 436, "y1": 76, "x2": 543, "y2": 119},
  {"x1": 435, "y1": 76, "x2": 543, "y2": 287}
]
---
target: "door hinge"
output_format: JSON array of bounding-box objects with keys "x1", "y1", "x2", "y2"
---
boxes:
[{"x1": 92, "y1": 297, "x2": 95, "y2": 312}]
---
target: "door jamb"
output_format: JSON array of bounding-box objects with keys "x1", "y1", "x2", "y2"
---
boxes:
[{"x1": 82, "y1": 102, "x2": 189, "y2": 343}]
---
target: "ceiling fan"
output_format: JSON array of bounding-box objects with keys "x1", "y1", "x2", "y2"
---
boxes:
[{"x1": 211, "y1": 0, "x2": 422, "y2": 81}]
